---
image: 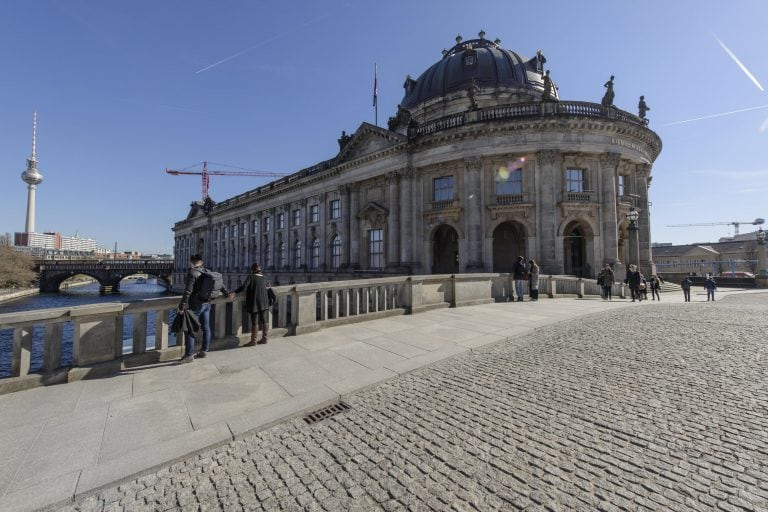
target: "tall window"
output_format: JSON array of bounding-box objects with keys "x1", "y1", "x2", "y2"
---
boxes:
[
  {"x1": 293, "y1": 209, "x2": 301, "y2": 226},
  {"x1": 618, "y1": 175, "x2": 626, "y2": 196},
  {"x1": 263, "y1": 217, "x2": 271, "y2": 232},
  {"x1": 223, "y1": 226, "x2": 228, "y2": 239},
  {"x1": 368, "y1": 229, "x2": 384, "y2": 269},
  {"x1": 566, "y1": 169, "x2": 585, "y2": 193},
  {"x1": 310, "y1": 204, "x2": 319, "y2": 223},
  {"x1": 232, "y1": 225, "x2": 238, "y2": 238},
  {"x1": 331, "y1": 236, "x2": 342, "y2": 269},
  {"x1": 311, "y1": 238, "x2": 320, "y2": 269},
  {"x1": 433, "y1": 176, "x2": 454, "y2": 201},
  {"x1": 278, "y1": 241, "x2": 286, "y2": 268},
  {"x1": 294, "y1": 240, "x2": 302, "y2": 268},
  {"x1": 495, "y1": 168, "x2": 523, "y2": 195},
  {"x1": 277, "y1": 213, "x2": 285, "y2": 229},
  {"x1": 329, "y1": 199, "x2": 341, "y2": 219},
  {"x1": 252, "y1": 220, "x2": 258, "y2": 234}
]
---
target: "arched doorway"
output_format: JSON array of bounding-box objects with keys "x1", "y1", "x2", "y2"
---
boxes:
[
  {"x1": 432, "y1": 225, "x2": 459, "y2": 274},
  {"x1": 563, "y1": 222, "x2": 588, "y2": 277},
  {"x1": 492, "y1": 222, "x2": 526, "y2": 272}
]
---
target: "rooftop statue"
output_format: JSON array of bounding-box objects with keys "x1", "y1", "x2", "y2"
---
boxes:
[
  {"x1": 542, "y1": 70, "x2": 558, "y2": 102},
  {"x1": 601, "y1": 75, "x2": 615, "y2": 107},
  {"x1": 337, "y1": 130, "x2": 352, "y2": 151},
  {"x1": 638, "y1": 95, "x2": 650, "y2": 124},
  {"x1": 468, "y1": 78, "x2": 479, "y2": 110},
  {"x1": 535, "y1": 49, "x2": 547, "y2": 74}
]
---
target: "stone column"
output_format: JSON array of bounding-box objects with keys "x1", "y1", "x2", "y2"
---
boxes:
[
  {"x1": 637, "y1": 164, "x2": 654, "y2": 274},
  {"x1": 349, "y1": 183, "x2": 360, "y2": 269},
  {"x1": 268, "y1": 208, "x2": 276, "y2": 271},
  {"x1": 399, "y1": 167, "x2": 414, "y2": 268},
  {"x1": 536, "y1": 150, "x2": 558, "y2": 274},
  {"x1": 339, "y1": 185, "x2": 351, "y2": 268},
  {"x1": 318, "y1": 193, "x2": 327, "y2": 270},
  {"x1": 599, "y1": 153, "x2": 621, "y2": 265},
  {"x1": 299, "y1": 199, "x2": 308, "y2": 271},
  {"x1": 464, "y1": 157, "x2": 484, "y2": 272},
  {"x1": 411, "y1": 169, "x2": 424, "y2": 274},
  {"x1": 386, "y1": 172, "x2": 401, "y2": 268}
]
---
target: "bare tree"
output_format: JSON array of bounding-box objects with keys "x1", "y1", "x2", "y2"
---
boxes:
[
  {"x1": 0, "y1": 246, "x2": 37, "y2": 288},
  {"x1": 0, "y1": 233, "x2": 12, "y2": 247}
]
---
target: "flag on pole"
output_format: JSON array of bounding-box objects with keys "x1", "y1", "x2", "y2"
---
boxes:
[{"x1": 373, "y1": 63, "x2": 378, "y2": 108}]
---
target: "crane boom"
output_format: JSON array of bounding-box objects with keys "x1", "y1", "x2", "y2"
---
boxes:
[
  {"x1": 165, "y1": 161, "x2": 289, "y2": 201},
  {"x1": 666, "y1": 218, "x2": 764, "y2": 236}
]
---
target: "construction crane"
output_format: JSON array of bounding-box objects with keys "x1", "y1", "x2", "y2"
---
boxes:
[
  {"x1": 667, "y1": 217, "x2": 765, "y2": 236},
  {"x1": 165, "y1": 161, "x2": 288, "y2": 209}
]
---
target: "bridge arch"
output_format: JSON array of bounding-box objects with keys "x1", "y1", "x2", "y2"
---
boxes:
[{"x1": 38, "y1": 260, "x2": 174, "y2": 294}]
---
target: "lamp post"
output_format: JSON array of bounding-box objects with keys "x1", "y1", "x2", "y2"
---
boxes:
[{"x1": 627, "y1": 207, "x2": 640, "y2": 271}]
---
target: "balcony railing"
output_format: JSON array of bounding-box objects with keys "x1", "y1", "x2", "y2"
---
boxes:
[
  {"x1": 495, "y1": 194, "x2": 525, "y2": 205},
  {"x1": 0, "y1": 274, "x2": 625, "y2": 394},
  {"x1": 565, "y1": 192, "x2": 593, "y2": 202},
  {"x1": 430, "y1": 199, "x2": 456, "y2": 210}
]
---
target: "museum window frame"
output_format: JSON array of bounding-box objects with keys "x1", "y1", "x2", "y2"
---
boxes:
[
  {"x1": 263, "y1": 216, "x2": 271, "y2": 233},
  {"x1": 565, "y1": 168, "x2": 586, "y2": 193},
  {"x1": 329, "y1": 199, "x2": 341, "y2": 220},
  {"x1": 618, "y1": 174, "x2": 626, "y2": 197},
  {"x1": 293, "y1": 209, "x2": 301, "y2": 227},
  {"x1": 311, "y1": 238, "x2": 320, "y2": 269},
  {"x1": 368, "y1": 228, "x2": 384, "y2": 269},
  {"x1": 252, "y1": 220, "x2": 258, "y2": 235},
  {"x1": 495, "y1": 168, "x2": 523, "y2": 196},
  {"x1": 310, "y1": 204, "x2": 320, "y2": 223},
  {"x1": 433, "y1": 176, "x2": 455, "y2": 202},
  {"x1": 277, "y1": 213, "x2": 285, "y2": 230},
  {"x1": 294, "y1": 240, "x2": 302, "y2": 268},
  {"x1": 331, "y1": 235, "x2": 342, "y2": 269}
]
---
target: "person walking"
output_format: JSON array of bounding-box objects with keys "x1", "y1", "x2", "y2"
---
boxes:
[
  {"x1": 597, "y1": 263, "x2": 615, "y2": 300},
  {"x1": 681, "y1": 276, "x2": 692, "y2": 302},
  {"x1": 528, "y1": 259, "x2": 540, "y2": 301},
  {"x1": 177, "y1": 254, "x2": 230, "y2": 364},
  {"x1": 624, "y1": 264, "x2": 642, "y2": 302},
  {"x1": 649, "y1": 275, "x2": 661, "y2": 301},
  {"x1": 230, "y1": 262, "x2": 275, "y2": 345},
  {"x1": 705, "y1": 275, "x2": 717, "y2": 301},
  {"x1": 512, "y1": 256, "x2": 528, "y2": 302}
]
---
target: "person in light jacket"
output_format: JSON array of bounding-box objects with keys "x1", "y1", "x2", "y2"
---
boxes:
[
  {"x1": 528, "y1": 259, "x2": 540, "y2": 301},
  {"x1": 230, "y1": 263, "x2": 275, "y2": 345}
]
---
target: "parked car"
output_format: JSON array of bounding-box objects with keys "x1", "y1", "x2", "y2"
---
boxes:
[{"x1": 720, "y1": 271, "x2": 755, "y2": 278}]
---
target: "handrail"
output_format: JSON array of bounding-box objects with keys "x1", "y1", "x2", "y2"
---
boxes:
[{"x1": 0, "y1": 274, "x2": 611, "y2": 392}]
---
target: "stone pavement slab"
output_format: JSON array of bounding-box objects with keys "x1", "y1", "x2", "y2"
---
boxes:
[{"x1": 0, "y1": 287, "x2": 760, "y2": 511}]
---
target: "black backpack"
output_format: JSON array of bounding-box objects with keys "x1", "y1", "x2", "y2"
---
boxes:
[{"x1": 196, "y1": 269, "x2": 223, "y2": 301}]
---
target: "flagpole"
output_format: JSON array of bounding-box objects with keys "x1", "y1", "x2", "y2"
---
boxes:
[{"x1": 374, "y1": 63, "x2": 378, "y2": 127}]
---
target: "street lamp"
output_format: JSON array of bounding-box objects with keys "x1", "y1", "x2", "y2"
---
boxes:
[{"x1": 627, "y1": 207, "x2": 640, "y2": 271}]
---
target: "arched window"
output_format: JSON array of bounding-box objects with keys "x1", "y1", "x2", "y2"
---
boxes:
[
  {"x1": 311, "y1": 238, "x2": 320, "y2": 269},
  {"x1": 331, "y1": 236, "x2": 342, "y2": 269},
  {"x1": 295, "y1": 240, "x2": 302, "y2": 268}
]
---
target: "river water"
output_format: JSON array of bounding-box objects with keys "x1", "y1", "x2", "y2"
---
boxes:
[{"x1": 0, "y1": 279, "x2": 178, "y2": 378}]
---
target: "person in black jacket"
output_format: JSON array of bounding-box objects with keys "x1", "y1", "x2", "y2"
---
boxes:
[
  {"x1": 512, "y1": 256, "x2": 528, "y2": 302},
  {"x1": 230, "y1": 262, "x2": 275, "y2": 346},
  {"x1": 177, "y1": 254, "x2": 230, "y2": 364}
]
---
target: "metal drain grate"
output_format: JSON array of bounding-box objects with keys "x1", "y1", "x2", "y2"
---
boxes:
[{"x1": 303, "y1": 402, "x2": 351, "y2": 424}]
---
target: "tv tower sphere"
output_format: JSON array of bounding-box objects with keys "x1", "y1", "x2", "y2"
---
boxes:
[{"x1": 21, "y1": 112, "x2": 43, "y2": 233}]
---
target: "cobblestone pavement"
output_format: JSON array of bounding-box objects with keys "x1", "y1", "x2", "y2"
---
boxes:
[{"x1": 63, "y1": 294, "x2": 768, "y2": 512}]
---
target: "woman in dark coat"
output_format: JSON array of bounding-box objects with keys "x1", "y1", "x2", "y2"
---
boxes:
[{"x1": 231, "y1": 263, "x2": 273, "y2": 345}]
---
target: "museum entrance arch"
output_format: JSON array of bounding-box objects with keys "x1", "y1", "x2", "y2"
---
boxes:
[
  {"x1": 563, "y1": 222, "x2": 590, "y2": 277},
  {"x1": 432, "y1": 224, "x2": 459, "y2": 274},
  {"x1": 492, "y1": 222, "x2": 526, "y2": 272}
]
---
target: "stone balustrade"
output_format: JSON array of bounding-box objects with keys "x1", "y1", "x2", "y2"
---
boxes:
[{"x1": 0, "y1": 273, "x2": 624, "y2": 394}]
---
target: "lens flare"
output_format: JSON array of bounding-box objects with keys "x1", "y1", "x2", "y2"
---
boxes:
[{"x1": 496, "y1": 166, "x2": 509, "y2": 181}]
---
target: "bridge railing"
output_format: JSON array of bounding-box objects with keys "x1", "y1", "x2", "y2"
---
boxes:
[{"x1": 0, "y1": 273, "x2": 605, "y2": 394}]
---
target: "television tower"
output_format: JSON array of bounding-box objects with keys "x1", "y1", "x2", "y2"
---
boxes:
[{"x1": 21, "y1": 112, "x2": 44, "y2": 233}]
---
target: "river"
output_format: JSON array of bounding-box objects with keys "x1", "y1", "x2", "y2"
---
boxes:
[{"x1": 0, "y1": 279, "x2": 178, "y2": 378}]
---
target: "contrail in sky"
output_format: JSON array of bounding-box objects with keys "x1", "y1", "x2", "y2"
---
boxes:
[
  {"x1": 713, "y1": 34, "x2": 764, "y2": 91},
  {"x1": 664, "y1": 104, "x2": 768, "y2": 126},
  {"x1": 196, "y1": 11, "x2": 335, "y2": 74}
]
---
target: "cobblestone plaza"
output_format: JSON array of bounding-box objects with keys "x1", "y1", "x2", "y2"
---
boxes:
[{"x1": 64, "y1": 293, "x2": 768, "y2": 511}]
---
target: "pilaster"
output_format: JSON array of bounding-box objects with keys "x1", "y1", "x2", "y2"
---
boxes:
[
  {"x1": 536, "y1": 150, "x2": 558, "y2": 274},
  {"x1": 386, "y1": 172, "x2": 401, "y2": 268},
  {"x1": 399, "y1": 167, "x2": 415, "y2": 268},
  {"x1": 599, "y1": 152, "x2": 621, "y2": 266}
]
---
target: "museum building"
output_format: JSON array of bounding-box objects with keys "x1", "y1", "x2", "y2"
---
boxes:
[{"x1": 172, "y1": 33, "x2": 662, "y2": 288}]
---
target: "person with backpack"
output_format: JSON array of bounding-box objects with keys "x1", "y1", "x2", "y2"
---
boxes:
[
  {"x1": 177, "y1": 254, "x2": 229, "y2": 363},
  {"x1": 229, "y1": 262, "x2": 276, "y2": 346},
  {"x1": 704, "y1": 275, "x2": 717, "y2": 301}
]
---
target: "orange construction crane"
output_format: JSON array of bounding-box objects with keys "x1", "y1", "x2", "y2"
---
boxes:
[{"x1": 165, "y1": 161, "x2": 288, "y2": 202}]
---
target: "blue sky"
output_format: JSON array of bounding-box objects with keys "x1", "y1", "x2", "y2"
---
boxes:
[{"x1": 1, "y1": 1, "x2": 767, "y2": 253}]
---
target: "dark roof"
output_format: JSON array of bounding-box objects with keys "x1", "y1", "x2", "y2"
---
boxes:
[{"x1": 401, "y1": 38, "x2": 544, "y2": 109}]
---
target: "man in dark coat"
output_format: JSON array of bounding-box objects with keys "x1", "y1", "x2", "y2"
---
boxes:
[
  {"x1": 177, "y1": 254, "x2": 229, "y2": 363},
  {"x1": 512, "y1": 256, "x2": 527, "y2": 302},
  {"x1": 230, "y1": 262, "x2": 275, "y2": 345},
  {"x1": 624, "y1": 264, "x2": 642, "y2": 302}
]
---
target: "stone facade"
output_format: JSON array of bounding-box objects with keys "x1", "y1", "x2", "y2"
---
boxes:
[{"x1": 172, "y1": 36, "x2": 662, "y2": 288}]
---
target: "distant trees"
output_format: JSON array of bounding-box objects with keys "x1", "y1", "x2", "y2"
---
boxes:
[{"x1": 0, "y1": 245, "x2": 37, "y2": 288}]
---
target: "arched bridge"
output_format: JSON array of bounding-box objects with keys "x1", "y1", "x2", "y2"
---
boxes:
[{"x1": 38, "y1": 259, "x2": 175, "y2": 293}]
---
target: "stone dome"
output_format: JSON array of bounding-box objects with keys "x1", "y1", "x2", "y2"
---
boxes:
[{"x1": 401, "y1": 34, "x2": 549, "y2": 109}]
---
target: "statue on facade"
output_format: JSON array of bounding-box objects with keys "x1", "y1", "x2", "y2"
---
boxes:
[
  {"x1": 387, "y1": 105, "x2": 412, "y2": 131},
  {"x1": 601, "y1": 75, "x2": 615, "y2": 107},
  {"x1": 337, "y1": 130, "x2": 352, "y2": 151},
  {"x1": 468, "y1": 78, "x2": 479, "y2": 109},
  {"x1": 535, "y1": 49, "x2": 547, "y2": 74},
  {"x1": 541, "y1": 70, "x2": 558, "y2": 102},
  {"x1": 638, "y1": 95, "x2": 650, "y2": 123}
]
